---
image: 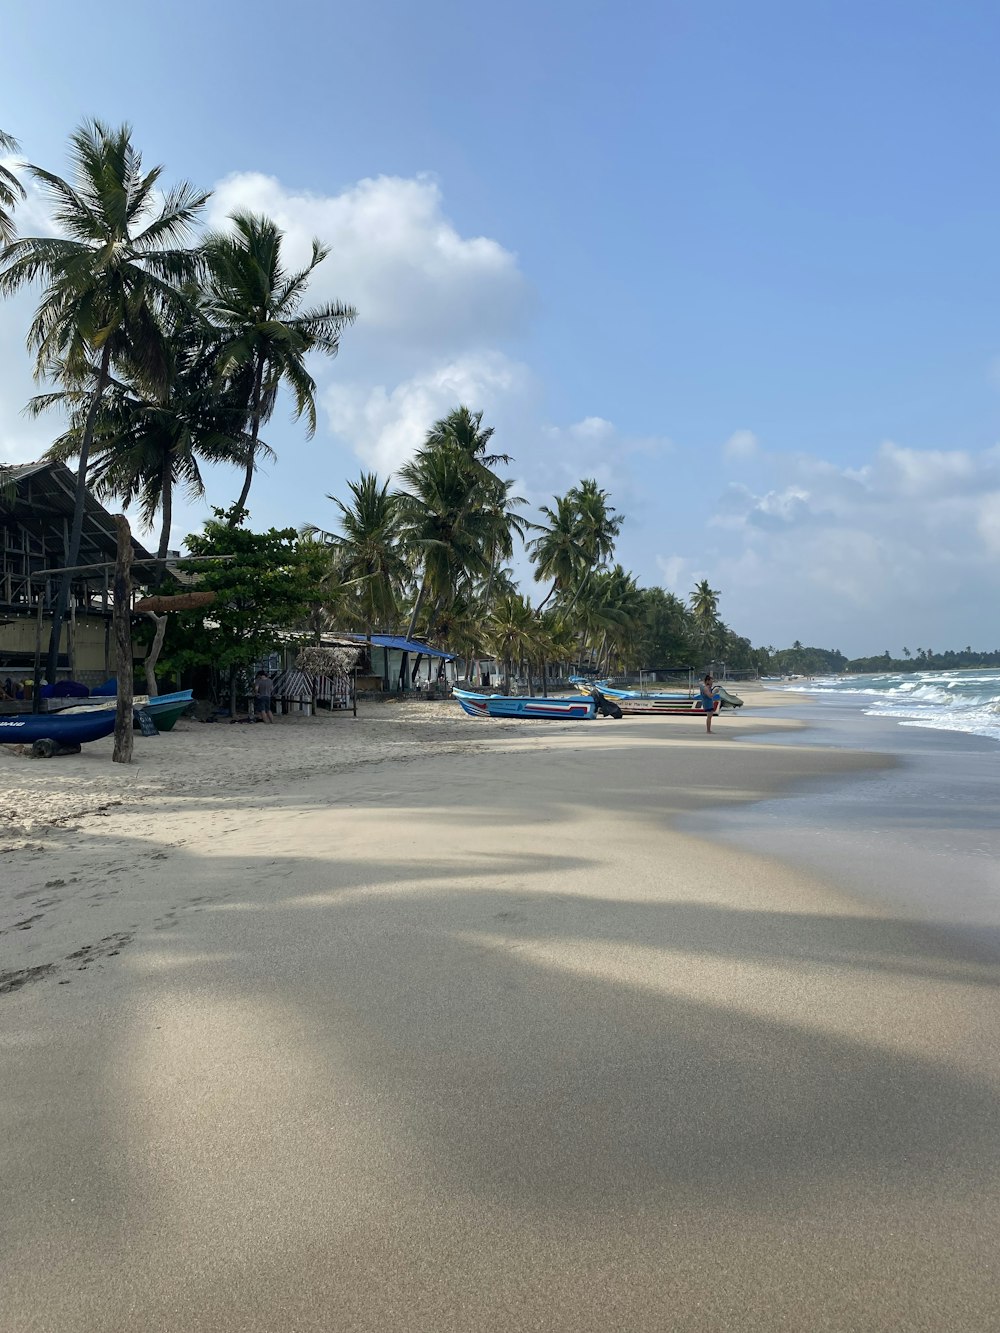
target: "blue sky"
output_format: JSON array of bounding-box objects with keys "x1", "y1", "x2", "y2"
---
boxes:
[{"x1": 3, "y1": 0, "x2": 1000, "y2": 654}]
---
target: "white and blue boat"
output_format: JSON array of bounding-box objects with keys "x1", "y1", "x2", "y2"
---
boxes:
[
  {"x1": 453, "y1": 688, "x2": 595, "y2": 720},
  {"x1": 569, "y1": 677, "x2": 733, "y2": 715}
]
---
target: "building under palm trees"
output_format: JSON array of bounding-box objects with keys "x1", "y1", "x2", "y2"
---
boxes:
[{"x1": 0, "y1": 459, "x2": 151, "y2": 685}]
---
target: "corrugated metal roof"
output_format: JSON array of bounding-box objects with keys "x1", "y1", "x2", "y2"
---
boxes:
[{"x1": 342, "y1": 633, "x2": 456, "y2": 660}]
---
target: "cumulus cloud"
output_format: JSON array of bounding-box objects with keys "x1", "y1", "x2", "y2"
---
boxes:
[
  {"x1": 207, "y1": 172, "x2": 529, "y2": 361},
  {"x1": 722, "y1": 429, "x2": 758, "y2": 461},
  {"x1": 323, "y1": 352, "x2": 531, "y2": 476},
  {"x1": 670, "y1": 435, "x2": 1000, "y2": 652}
]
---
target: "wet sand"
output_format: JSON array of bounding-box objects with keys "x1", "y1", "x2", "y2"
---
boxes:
[{"x1": 3, "y1": 692, "x2": 999, "y2": 1331}]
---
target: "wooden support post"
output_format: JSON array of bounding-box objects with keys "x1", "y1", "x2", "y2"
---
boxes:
[
  {"x1": 68, "y1": 601, "x2": 76, "y2": 679},
  {"x1": 32, "y1": 592, "x2": 44, "y2": 714},
  {"x1": 112, "y1": 515, "x2": 133, "y2": 764}
]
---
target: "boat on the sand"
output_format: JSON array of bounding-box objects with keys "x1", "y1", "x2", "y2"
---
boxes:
[
  {"x1": 569, "y1": 677, "x2": 737, "y2": 715},
  {"x1": 57, "y1": 688, "x2": 193, "y2": 732},
  {"x1": 0, "y1": 709, "x2": 117, "y2": 752},
  {"x1": 452, "y1": 688, "x2": 596, "y2": 720}
]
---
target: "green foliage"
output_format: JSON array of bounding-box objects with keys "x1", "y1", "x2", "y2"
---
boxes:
[
  {"x1": 0, "y1": 128, "x2": 25, "y2": 245},
  {"x1": 161, "y1": 513, "x2": 328, "y2": 676},
  {"x1": 202, "y1": 210, "x2": 357, "y2": 518}
]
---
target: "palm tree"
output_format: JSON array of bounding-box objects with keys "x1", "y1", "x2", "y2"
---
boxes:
[
  {"x1": 34, "y1": 292, "x2": 254, "y2": 565},
  {"x1": 397, "y1": 409, "x2": 514, "y2": 643},
  {"x1": 317, "y1": 472, "x2": 410, "y2": 630},
  {"x1": 202, "y1": 211, "x2": 356, "y2": 522},
  {"x1": 0, "y1": 129, "x2": 25, "y2": 244},
  {"x1": 485, "y1": 593, "x2": 542, "y2": 695},
  {"x1": 397, "y1": 441, "x2": 494, "y2": 640},
  {"x1": 0, "y1": 119, "x2": 209, "y2": 680},
  {"x1": 528, "y1": 493, "x2": 590, "y2": 609},
  {"x1": 689, "y1": 578, "x2": 721, "y2": 657},
  {"x1": 570, "y1": 478, "x2": 622, "y2": 567}
]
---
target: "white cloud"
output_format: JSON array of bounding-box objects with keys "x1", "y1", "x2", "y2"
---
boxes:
[
  {"x1": 722, "y1": 429, "x2": 758, "y2": 461},
  {"x1": 323, "y1": 352, "x2": 530, "y2": 476},
  {"x1": 683, "y1": 437, "x2": 1000, "y2": 651},
  {"x1": 207, "y1": 172, "x2": 529, "y2": 361}
]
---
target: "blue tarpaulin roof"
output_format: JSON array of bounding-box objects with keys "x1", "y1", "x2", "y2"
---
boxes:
[{"x1": 345, "y1": 633, "x2": 456, "y2": 661}]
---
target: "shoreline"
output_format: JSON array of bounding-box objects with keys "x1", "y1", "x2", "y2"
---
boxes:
[{"x1": 4, "y1": 689, "x2": 999, "y2": 1331}]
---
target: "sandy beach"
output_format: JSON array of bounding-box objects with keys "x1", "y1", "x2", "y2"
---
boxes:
[{"x1": 3, "y1": 687, "x2": 1000, "y2": 1332}]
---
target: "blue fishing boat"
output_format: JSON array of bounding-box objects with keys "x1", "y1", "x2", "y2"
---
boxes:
[
  {"x1": 453, "y1": 688, "x2": 596, "y2": 720},
  {"x1": 0, "y1": 710, "x2": 117, "y2": 751}
]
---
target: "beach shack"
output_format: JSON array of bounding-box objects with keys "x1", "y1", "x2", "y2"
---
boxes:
[{"x1": 0, "y1": 459, "x2": 152, "y2": 690}]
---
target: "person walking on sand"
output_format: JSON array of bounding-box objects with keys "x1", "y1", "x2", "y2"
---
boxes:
[
  {"x1": 699, "y1": 673, "x2": 718, "y2": 733},
  {"x1": 254, "y1": 670, "x2": 275, "y2": 724}
]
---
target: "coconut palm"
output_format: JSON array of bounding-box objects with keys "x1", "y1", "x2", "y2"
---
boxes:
[
  {"x1": 0, "y1": 129, "x2": 25, "y2": 245},
  {"x1": 570, "y1": 478, "x2": 622, "y2": 566},
  {"x1": 528, "y1": 493, "x2": 590, "y2": 609},
  {"x1": 0, "y1": 119, "x2": 209, "y2": 679},
  {"x1": 202, "y1": 211, "x2": 356, "y2": 522},
  {"x1": 37, "y1": 312, "x2": 259, "y2": 565},
  {"x1": 485, "y1": 593, "x2": 543, "y2": 694},
  {"x1": 397, "y1": 441, "x2": 495, "y2": 639},
  {"x1": 317, "y1": 472, "x2": 410, "y2": 630},
  {"x1": 689, "y1": 578, "x2": 721, "y2": 657}
]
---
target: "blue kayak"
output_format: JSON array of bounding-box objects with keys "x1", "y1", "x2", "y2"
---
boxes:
[{"x1": 0, "y1": 711, "x2": 117, "y2": 745}]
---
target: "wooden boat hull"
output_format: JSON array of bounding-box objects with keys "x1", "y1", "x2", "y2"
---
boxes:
[
  {"x1": 0, "y1": 710, "x2": 117, "y2": 745},
  {"x1": 572, "y1": 678, "x2": 739, "y2": 712},
  {"x1": 143, "y1": 690, "x2": 193, "y2": 732},
  {"x1": 453, "y1": 689, "x2": 595, "y2": 720},
  {"x1": 611, "y1": 696, "x2": 720, "y2": 716},
  {"x1": 57, "y1": 689, "x2": 193, "y2": 732}
]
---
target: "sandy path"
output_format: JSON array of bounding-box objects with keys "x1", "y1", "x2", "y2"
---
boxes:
[{"x1": 3, "y1": 700, "x2": 1000, "y2": 1331}]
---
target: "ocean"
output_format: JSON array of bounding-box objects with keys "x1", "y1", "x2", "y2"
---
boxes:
[{"x1": 780, "y1": 668, "x2": 1000, "y2": 745}]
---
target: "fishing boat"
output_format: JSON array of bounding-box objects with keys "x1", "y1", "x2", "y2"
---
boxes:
[
  {"x1": 56, "y1": 688, "x2": 194, "y2": 732},
  {"x1": 141, "y1": 689, "x2": 193, "y2": 731},
  {"x1": 452, "y1": 687, "x2": 596, "y2": 720},
  {"x1": 0, "y1": 710, "x2": 116, "y2": 752},
  {"x1": 569, "y1": 677, "x2": 740, "y2": 713}
]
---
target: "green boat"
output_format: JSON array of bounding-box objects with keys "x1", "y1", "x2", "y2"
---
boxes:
[{"x1": 56, "y1": 689, "x2": 193, "y2": 733}]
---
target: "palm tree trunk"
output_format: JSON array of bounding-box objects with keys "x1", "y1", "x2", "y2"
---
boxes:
[
  {"x1": 405, "y1": 572, "x2": 430, "y2": 640},
  {"x1": 46, "y1": 343, "x2": 112, "y2": 683},
  {"x1": 156, "y1": 453, "x2": 173, "y2": 568},
  {"x1": 230, "y1": 356, "x2": 264, "y2": 525},
  {"x1": 536, "y1": 580, "x2": 559, "y2": 612}
]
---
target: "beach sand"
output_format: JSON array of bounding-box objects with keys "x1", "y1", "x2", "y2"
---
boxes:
[{"x1": 3, "y1": 688, "x2": 999, "y2": 1331}]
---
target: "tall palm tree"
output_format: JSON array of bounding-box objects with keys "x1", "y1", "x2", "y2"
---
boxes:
[
  {"x1": 485, "y1": 593, "x2": 543, "y2": 695},
  {"x1": 0, "y1": 119, "x2": 209, "y2": 680},
  {"x1": 570, "y1": 478, "x2": 622, "y2": 566},
  {"x1": 528, "y1": 493, "x2": 590, "y2": 609},
  {"x1": 318, "y1": 472, "x2": 410, "y2": 630},
  {"x1": 397, "y1": 441, "x2": 494, "y2": 639},
  {"x1": 0, "y1": 129, "x2": 25, "y2": 244},
  {"x1": 689, "y1": 578, "x2": 721, "y2": 657},
  {"x1": 202, "y1": 211, "x2": 356, "y2": 522}
]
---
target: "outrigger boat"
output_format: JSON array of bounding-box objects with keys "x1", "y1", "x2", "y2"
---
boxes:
[
  {"x1": 452, "y1": 687, "x2": 596, "y2": 720},
  {"x1": 569, "y1": 677, "x2": 733, "y2": 716}
]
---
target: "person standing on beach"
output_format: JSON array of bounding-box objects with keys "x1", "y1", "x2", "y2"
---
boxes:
[
  {"x1": 254, "y1": 671, "x2": 274, "y2": 724},
  {"x1": 699, "y1": 673, "x2": 717, "y2": 733}
]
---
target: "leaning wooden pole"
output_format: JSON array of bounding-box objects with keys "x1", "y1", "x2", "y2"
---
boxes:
[{"x1": 112, "y1": 515, "x2": 134, "y2": 764}]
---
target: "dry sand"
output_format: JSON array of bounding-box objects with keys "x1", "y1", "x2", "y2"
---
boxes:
[{"x1": 3, "y1": 687, "x2": 1000, "y2": 1332}]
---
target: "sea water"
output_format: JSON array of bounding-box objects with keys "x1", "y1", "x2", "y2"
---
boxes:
[{"x1": 780, "y1": 669, "x2": 1000, "y2": 745}]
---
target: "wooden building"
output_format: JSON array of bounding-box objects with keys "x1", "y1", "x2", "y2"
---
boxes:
[{"x1": 0, "y1": 459, "x2": 152, "y2": 686}]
